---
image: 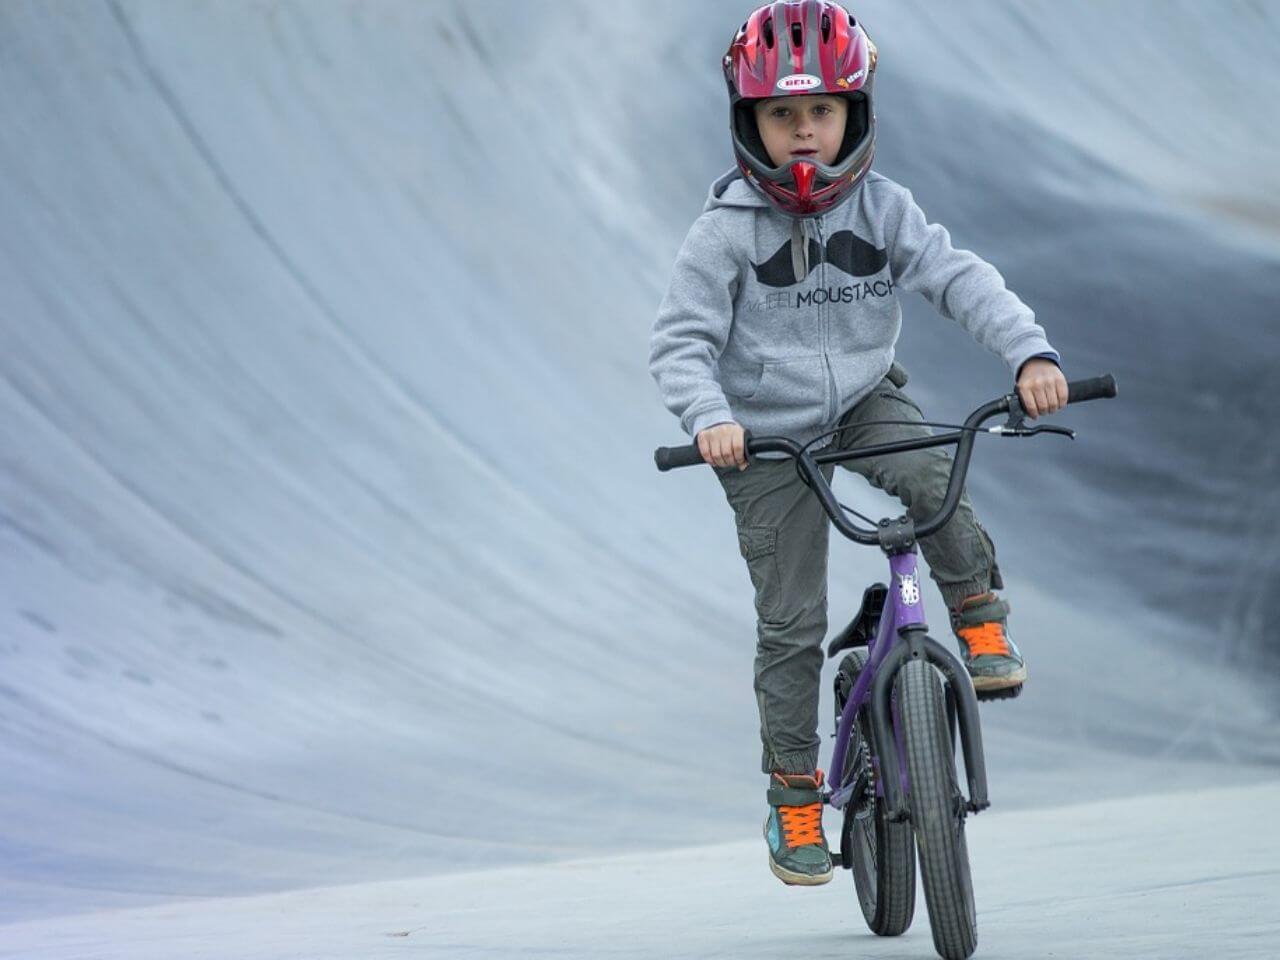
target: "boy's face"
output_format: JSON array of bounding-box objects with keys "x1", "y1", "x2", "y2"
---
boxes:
[{"x1": 752, "y1": 94, "x2": 848, "y2": 168}]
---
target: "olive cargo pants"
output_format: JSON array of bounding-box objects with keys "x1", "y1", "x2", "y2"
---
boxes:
[{"x1": 716, "y1": 365, "x2": 1003, "y2": 775}]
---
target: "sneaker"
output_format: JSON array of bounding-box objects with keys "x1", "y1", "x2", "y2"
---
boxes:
[
  {"x1": 950, "y1": 591, "x2": 1027, "y2": 692},
  {"x1": 763, "y1": 770, "x2": 833, "y2": 886}
]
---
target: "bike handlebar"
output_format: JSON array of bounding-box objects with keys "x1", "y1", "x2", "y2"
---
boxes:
[
  {"x1": 654, "y1": 373, "x2": 1117, "y2": 547},
  {"x1": 1065, "y1": 374, "x2": 1117, "y2": 405}
]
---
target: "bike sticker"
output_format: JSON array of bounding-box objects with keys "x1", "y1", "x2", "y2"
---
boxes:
[{"x1": 897, "y1": 572, "x2": 920, "y2": 607}]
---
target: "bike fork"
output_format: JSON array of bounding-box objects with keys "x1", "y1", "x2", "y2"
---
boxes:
[
  {"x1": 827, "y1": 543, "x2": 991, "y2": 821},
  {"x1": 867, "y1": 630, "x2": 991, "y2": 821}
]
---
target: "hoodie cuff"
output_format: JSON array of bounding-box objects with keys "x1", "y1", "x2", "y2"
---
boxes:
[
  {"x1": 1004, "y1": 336, "x2": 1060, "y2": 380},
  {"x1": 1016, "y1": 352, "x2": 1061, "y2": 378},
  {"x1": 685, "y1": 404, "x2": 736, "y2": 440}
]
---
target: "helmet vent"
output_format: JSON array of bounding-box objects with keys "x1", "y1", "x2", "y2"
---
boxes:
[
  {"x1": 790, "y1": 21, "x2": 804, "y2": 49},
  {"x1": 763, "y1": 17, "x2": 775, "y2": 48},
  {"x1": 821, "y1": 14, "x2": 831, "y2": 41}
]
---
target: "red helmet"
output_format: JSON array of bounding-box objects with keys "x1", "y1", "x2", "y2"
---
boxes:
[{"x1": 724, "y1": 1, "x2": 877, "y2": 218}]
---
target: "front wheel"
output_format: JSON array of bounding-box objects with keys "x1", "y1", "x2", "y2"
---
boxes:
[
  {"x1": 834, "y1": 651, "x2": 915, "y2": 936},
  {"x1": 897, "y1": 655, "x2": 978, "y2": 960}
]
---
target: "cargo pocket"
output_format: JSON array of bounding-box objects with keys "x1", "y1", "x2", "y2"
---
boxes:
[
  {"x1": 974, "y1": 519, "x2": 1004, "y2": 590},
  {"x1": 737, "y1": 525, "x2": 781, "y2": 621}
]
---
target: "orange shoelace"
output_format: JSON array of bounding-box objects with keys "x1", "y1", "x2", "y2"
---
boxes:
[
  {"x1": 778, "y1": 801, "x2": 824, "y2": 848},
  {"x1": 958, "y1": 622, "x2": 1010, "y2": 657}
]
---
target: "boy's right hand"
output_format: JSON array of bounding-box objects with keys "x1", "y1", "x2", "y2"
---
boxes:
[{"x1": 696, "y1": 422, "x2": 749, "y2": 470}]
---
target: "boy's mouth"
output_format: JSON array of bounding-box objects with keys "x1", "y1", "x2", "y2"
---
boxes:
[{"x1": 790, "y1": 149, "x2": 818, "y2": 157}]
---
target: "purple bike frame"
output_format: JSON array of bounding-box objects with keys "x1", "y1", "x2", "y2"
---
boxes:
[{"x1": 827, "y1": 550, "x2": 926, "y2": 810}]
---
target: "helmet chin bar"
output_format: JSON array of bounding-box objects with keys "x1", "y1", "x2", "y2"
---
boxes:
[
  {"x1": 792, "y1": 161, "x2": 817, "y2": 202},
  {"x1": 748, "y1": 162, "x2": 850, "y2": 217},
  {"x1": 738, "y1": 135, "x2": 875, "y2": 217}
]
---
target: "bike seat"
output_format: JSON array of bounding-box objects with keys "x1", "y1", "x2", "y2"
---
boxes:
[{"x1": 826, "y1": 583, "x2": 889, "y2": 659}]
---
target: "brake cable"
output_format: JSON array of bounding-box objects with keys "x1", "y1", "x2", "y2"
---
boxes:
[{"x1": 788, "y1": 408, "x2": 1072, "y2": 524}]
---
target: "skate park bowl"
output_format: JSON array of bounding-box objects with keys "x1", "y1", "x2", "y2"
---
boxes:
[{"x1": 1, "y1": 2, "x2": 1278, "y2": 957}]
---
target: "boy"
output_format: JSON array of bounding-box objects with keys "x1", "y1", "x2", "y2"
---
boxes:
[{"x1": 649, "y1": 1, "x2": 1068, "y2": 887}]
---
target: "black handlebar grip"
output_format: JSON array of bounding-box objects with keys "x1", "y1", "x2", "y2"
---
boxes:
[
  {"x1": 654, "y1": 443, "x2": 706, "y2": 472},
  {"x1": 655, "y1": 429, "x2": 755, "y2": 472},
  {"x1": 1066, "y1": 374, "x2": 1118, "y2": 405}
]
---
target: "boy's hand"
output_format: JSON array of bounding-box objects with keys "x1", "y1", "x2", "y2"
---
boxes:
[
  {"x1": 697, "y1": 422, "x2": 749, "y2": 470},
  {"x1": 1016, "y1": 358, "x2": 1069, "y2": 419}
]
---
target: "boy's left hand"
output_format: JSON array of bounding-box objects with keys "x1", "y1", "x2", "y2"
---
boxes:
[{"x1": 1016, "y1": 358, "x2": 1069, "y2": 419}]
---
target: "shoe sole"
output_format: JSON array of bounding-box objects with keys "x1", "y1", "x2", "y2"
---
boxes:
[
  {"x1": 970, "y1": 664, "x2": 1027, "y2": 691},
  {"x1": 768, "y1": 857, "x2": 834, "y2": 886},
  {"x1": 977, "y1": 683, "x2": 1023, "y2": 702},
  {"x1": 763, "y1": 818, "x2": 833, "y2": 886}
]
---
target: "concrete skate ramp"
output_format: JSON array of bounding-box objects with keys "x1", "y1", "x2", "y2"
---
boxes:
[{"x1": 1, "y1": 0, "x2": 1277, "y2": 929}]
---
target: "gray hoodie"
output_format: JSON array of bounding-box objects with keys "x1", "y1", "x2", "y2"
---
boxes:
[{"x1": 649, "y1": 168, "x2": 1059, "y2": 450}]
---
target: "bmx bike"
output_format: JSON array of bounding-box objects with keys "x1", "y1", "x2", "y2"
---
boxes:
[{"x1": 655, "y1": 373, "x2": 1118, "y2": 960}]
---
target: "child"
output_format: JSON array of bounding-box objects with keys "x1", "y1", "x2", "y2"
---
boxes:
[{"x1": 649, "y1": 1, "x2": 1068, "y2": 887}]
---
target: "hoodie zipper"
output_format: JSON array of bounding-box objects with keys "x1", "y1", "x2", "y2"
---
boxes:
[{"x1": 816, "y1": 215, "x2": 839, "y2": 426}]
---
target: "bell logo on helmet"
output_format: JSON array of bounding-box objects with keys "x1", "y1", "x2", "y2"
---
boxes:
[{"x1": 776, "y1": 73, "x2": 821, "y2": 91}]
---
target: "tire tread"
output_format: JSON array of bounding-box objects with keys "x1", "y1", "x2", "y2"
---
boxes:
[{"x1": 898, "y1": 656, "x2": 977, "y2": 960}]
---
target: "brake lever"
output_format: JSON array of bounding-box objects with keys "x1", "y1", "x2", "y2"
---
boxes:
[
  {"x1": 989, "y1": 424, "x2": 1076, "y2": 439},
  {"x1": 987, "y1": 395, "x2": 1075, "y2": 439}
]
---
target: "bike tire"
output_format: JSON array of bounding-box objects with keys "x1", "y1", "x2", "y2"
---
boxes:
[
  {"x1": 897, "y1": 655, "x2": 978, "y2": 960},
  {"x1": 834, "y1": 650, "x2": 915, "y2": 937}
]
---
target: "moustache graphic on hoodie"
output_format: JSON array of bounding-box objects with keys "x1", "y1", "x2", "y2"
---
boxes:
[{"x1": 750, "y1": 231, "x2": 889, "y2": 288}]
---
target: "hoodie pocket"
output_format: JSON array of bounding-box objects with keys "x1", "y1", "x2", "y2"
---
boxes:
[
  {"x1": 720, "y1": 361, "x2": 765, "y2": 400},
  {"x1": 752, "y1": 358, "x2": 827, "y2": 408},
  {"x1": 721, "y1": 357, "x2": 829, "y2": 432}
]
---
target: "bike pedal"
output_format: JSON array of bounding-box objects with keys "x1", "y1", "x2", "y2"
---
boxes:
[{"x1": 975, "y1": 683, "x2": 1023, "y2": 702}]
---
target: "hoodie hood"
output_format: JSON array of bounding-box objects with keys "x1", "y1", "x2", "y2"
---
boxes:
[
  {"x1": 703, "y1": 168, "x2": 767, "y2": 212},
  {"x1": 705, "y1": 168, "x2": 815, "y2": 284}
]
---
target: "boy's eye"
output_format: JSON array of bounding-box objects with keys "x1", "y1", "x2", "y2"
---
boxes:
[{"x1": 768, "y1": 103, "x2": 833, "y2": 120}]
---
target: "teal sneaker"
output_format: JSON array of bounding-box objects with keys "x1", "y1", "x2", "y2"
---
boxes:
[
  {"x1": 763, "y1": 770, "x2": 833, "y2": 886},
  {"x1": 950, "y1": 591, "x2": 1027, "y2": 693}
]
